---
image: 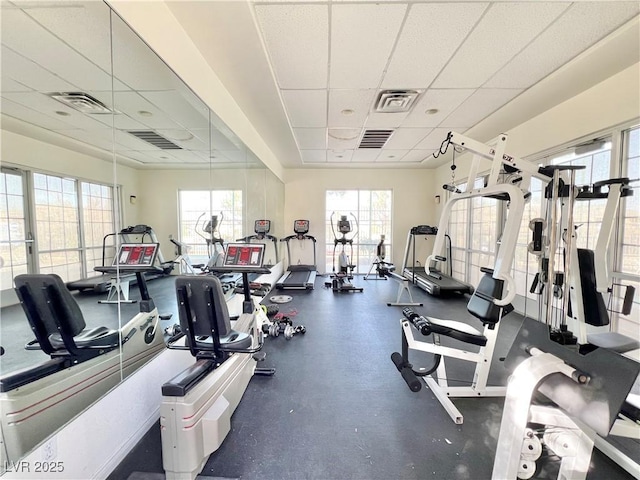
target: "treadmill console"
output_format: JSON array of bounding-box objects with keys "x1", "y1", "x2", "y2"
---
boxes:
[
  {"x1": 294, "y1": 219, "x2": 310, "y2": 235},
  {"x1": 255, "y1": 219, "x2": 271, "y2": 235}
]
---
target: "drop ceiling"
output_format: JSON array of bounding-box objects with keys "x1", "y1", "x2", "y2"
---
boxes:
[
  {"x1": 0, "y1": 0, "x2": 262, "y2": 169},
  {"x1": 2, "y1": 1, "x2": 640, "y2": 171},
  {"x1": 166, "y1": 0, "x2": 640, "y2": 168}
]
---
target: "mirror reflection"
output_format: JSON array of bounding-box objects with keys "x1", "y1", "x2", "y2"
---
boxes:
[{"x1": 0, "y1": 0, "x2": 284, "y2": 467}]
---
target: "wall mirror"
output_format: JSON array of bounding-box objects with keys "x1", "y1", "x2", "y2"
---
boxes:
[{"x1": 0, "y1": 0, "x2": 282, "y2": 467}]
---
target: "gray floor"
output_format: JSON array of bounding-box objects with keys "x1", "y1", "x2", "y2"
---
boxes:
[{"x1": 105, "y1": 276, "x2": 636, "y2": 480}]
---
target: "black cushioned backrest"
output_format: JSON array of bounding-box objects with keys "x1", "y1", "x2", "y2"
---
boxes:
[
  {"x1": 576, "y1": 248, "x2": 609, "y2": 327},
  {"x1": 175, "y1": 276, "x2": 231, "y2": 338},
  {"x1": 467, "y1": 273, "x2": 512, "y2": 326},
  {"x1": 14, "y1": 274, "x2": 86, "y2": 338}
]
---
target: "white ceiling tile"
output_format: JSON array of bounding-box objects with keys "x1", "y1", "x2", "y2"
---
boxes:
[
  {"x1": 365, "y1": 111, "x2": 409, "y2": 129},
  {"x1": 52, "y1": 129, "x2": 115, "y2": 152},
  {"x1": 139, "y1": 90, "x2": 209, "y2": 129},
  {"x1": 403, "y1": 89, "x2": 475, "y2": 127},
  {"x1": 415, "y1": 128, "x2": 457, "y2": 150},
  {"x1": 384, "y1": 128, "x2": 429, "y2": 150},
  {"x1": 0, "y1": 77, "x2": 31, "y2": 93},
  {"x1": 396, "y1": 150, "x2": 434, "y2": 163},
  {"x1": 1, "y1": 46, "x2": 77, "y2": 92},
  {"x1": 23, "y1": 1, "x2": 113, "y2": 75},
  {"x1": 112, "y1": 91, "x2": 182, "y2": 130},
  {"x1": 351, "y1": 149, "x2": 380, "y2": 163},
  {"x1": 281, "y1": 90, "x2": 327, "y2": 128},
  {"x1": 375, "y1": 150, "x2": 408, "y2": 163},
  {"x1": 327, "y1": 149, "x2": 354, "y2": 163},
  {"x1": 1, "y1": 98, "x2": 76, "y2": 130},
  {"x1": 327, "y1": 128, "x2": 361, "y2": 150},
  {"x1": 383, "y1": 3, "x2": 489, "y2": 88},
  {"x1": 294, "y1": 128, "x2": 327, "y2": 149},
  {"x1": 328, "y1": 89, "x2": 376, "y2": 128},
  {"x1": 330, "y1": 3, "x2": 407, "y2": 89},
  {"x1": 254, "y1": 4, "x2": 328, "y2": 89},
  {"x1": 433, "y1": 2, "x2": 570, "y2": 89},
  {"x1": 91, "y1": 111, "x2": 149, "y2": 131},
  {"x1": 300, "y1": 150, "x2": 327, "y2": 164},
  {"x1": 165, "y1": 149, "x2": 207, "y2": 163},
  {"x1": 485, "y1": 2, "x2": 640, "y2": 88},
  {"x1": 439, "y1": 89, "x2": 522, "y2": 128},
  {"x1": 1, "y1": 8, "x2": 113, "y2": 91}
]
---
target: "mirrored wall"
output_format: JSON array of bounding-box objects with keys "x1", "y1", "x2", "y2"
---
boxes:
[{"x1": 0, "y1": 0, "x2": 284, "y2": 466}]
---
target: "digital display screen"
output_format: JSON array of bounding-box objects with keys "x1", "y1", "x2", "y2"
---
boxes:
[
  {"x1": 223, "y1": 243, "x2": 265, "y2": 268},
  {"x1": 113, "y1": 243, "x2": 158, "y2": 266},
  {"x1": 294, "y1": 219, "x2": 309, "y2": 234}
]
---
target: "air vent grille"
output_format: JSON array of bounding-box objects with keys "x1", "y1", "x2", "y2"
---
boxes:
[
  {"x1": 49, "y1": 92, "x2": 113, "y2": 114},
  {"x1": 127, "y1": 130, "x2": 183, "y2": 150},
  {"x1": 374, "y1": 90, "x2": 422, "y2": 113},
  {"x1": 358, "y1": 129, "x2": 394, "y2": 149}
]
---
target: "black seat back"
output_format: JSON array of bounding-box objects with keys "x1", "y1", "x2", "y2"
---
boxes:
[
  {"x1": 14, "y1": 274, "x2": 87, "y2": 354},
  {"x1": 467, "y1": 269, "x2": 513, "y2": 327},
  {"x1": 574, "y1": 249, "x2": 609, "y2": 327},
  {"x1": 175, "y1": 276, "x2": 232, "y2": 357}
]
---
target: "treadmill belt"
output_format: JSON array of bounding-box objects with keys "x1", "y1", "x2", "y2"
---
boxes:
[{"x1": 286, "y1": 270, "x2": 311, "y2": 284}]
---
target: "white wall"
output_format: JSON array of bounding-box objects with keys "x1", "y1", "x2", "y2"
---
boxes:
[
  {"x1": 135, "y1": 167, "x2": 283, "y2": 260},
  {"x1": 283, "y1": 168, "x2": 437, "y2": 273},
  {"x1": 434, "y1": 63, "x2": 640, "y2": 191}
]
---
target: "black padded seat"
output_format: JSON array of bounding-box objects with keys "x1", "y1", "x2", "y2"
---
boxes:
[
  {"x1": 425, "y1": 317, "x2": 487, "y2": 347},
  {"x1": 14, "y1": 274, "x2": 119, "y2": 353},
  {"x1": 176, "y1": 276, "x2": 252, "y2": 353},
  {"x1": 49, "y1": 326, "x2": 119, "y2": 349}
]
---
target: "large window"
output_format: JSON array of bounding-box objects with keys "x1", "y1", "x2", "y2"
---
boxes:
[
  {"x1": 33, "y1": 173, "x2": 82, "y2": 281},
  {"x1": 81, "y1": 181, "x2": 115, "y2": 275},
  {"x1": 178, "y1": 190, "x2": 243, "y2": 264},
  {"x1": 0, "y1": 169, "x2": 30, "y2": 290},
  {"x1": 613, "y1": 126, "x2": 639, "y2": 338},
  {"x1": 0, "y1": 168, "x2": 117, "y2": 287},
  {"x1": 508, "y1": 124, "x2": 638, "y2": 337},
  {"x1": 325, "y1": 190, "x2": 392, "y2": 274},
  {"x1": 447, "y1": 178, "x2": 500, "y2": 287}
]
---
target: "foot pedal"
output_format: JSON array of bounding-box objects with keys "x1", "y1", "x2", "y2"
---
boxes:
[
  {"x1": 253, "y1": 352, "x2": 267, "y2": 362},
  {"x1": 159, "y1": 314, "x2": 173, "y2": 320}
]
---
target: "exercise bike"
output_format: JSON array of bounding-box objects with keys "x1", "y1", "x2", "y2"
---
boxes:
[{"x1": 329, "y1": 213, "x2": 363, "y2": 293}]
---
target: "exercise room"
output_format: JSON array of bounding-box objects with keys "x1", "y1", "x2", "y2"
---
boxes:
[{"x1": 0, "y1": 1, "x2": 638, "y2": 479}]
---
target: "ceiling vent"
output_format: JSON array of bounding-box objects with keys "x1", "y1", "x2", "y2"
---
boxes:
[
  {"x1": 49, "y1": 92, "x2": 114, "y2": 114},
  {"x1": 374, "y1": 90, "x2": 422, "y2": 113},
  {"x1": 358, "y1": 129, "x2": 394, "y2": 149},
  {"x1": 127, "y1": 130, "x2": 183, "y2": 150}
]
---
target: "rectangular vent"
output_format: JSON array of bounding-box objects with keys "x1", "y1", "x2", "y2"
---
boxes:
[
  {"x1": 49, "y1": 92, "x2": 113, "y2": 114},
  {"x1": 127, "y1": 130, "x2": 182, "y2": 150},
  {"x1": 358, "y1": 129, "x2": 394, "y2": 149}
]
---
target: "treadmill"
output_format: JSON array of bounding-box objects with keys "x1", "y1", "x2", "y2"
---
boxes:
[
  {"x1": 401, "y1": 225, "x2": 473, "y2": 296},
  {"x1": 236, "y1": 219, "x2": 279, "y2": 267},
  {"x1": 276, "y1": 220, "x2": 317, "y2": 290},
  {"x1": 67, "y1": 224, "x2": 172, "y2": 292}
]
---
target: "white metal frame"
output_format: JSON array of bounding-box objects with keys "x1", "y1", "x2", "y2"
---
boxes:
[{"x1": 402, "y1": 316, "x2": 505, "y2": 424}]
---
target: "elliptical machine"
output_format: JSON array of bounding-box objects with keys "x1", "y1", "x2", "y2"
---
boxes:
[
  {"x1": 330, "y1": 212, "x2": 363, "y2": 293},
  {"x1": 195, "y1": 212, "x2": 226, "y2": 271}
]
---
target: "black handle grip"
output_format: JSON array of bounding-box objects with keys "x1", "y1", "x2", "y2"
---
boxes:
[{"x1": 402, "y1": 308, "x2": 431, "y2": 336}]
